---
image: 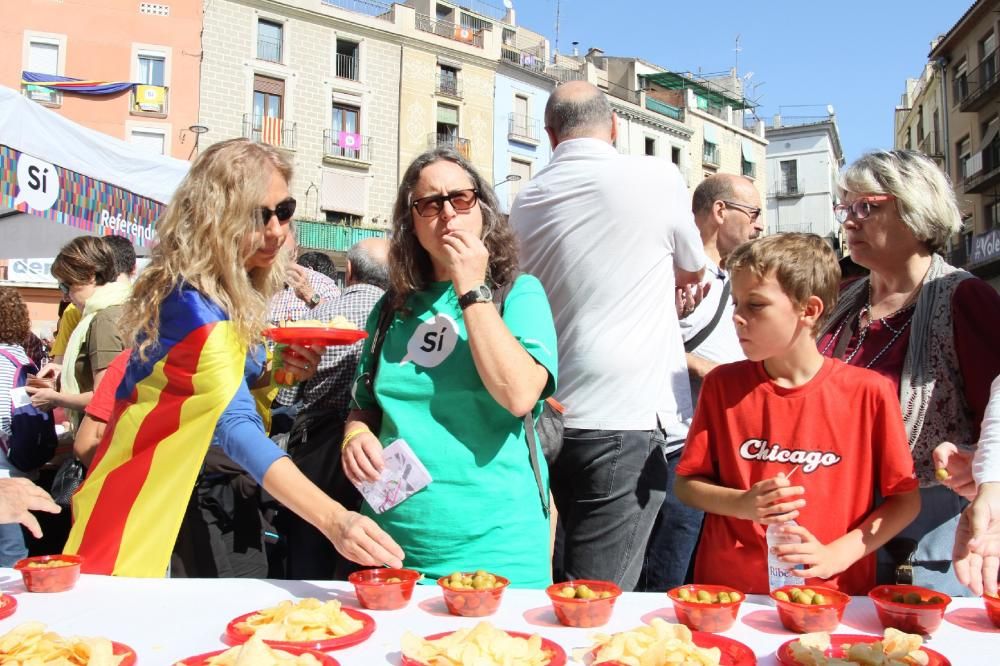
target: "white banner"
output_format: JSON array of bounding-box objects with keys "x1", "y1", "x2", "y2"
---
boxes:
[{"x1": 6, "y1": 257, "x2": 57, "y2": 284}]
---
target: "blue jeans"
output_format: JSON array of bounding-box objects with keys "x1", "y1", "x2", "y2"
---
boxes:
[
  {"x1": 0, "y1": 522, "x2": 27, "y2": 567},
  {"x1": 550, "y1": 427, "x2": 669, "y2": 591},
  {"x1": 639, "y1": 446, "x2": 704, "y2": 591}
]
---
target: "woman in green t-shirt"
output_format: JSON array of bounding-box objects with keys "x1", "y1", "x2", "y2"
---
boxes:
[{"x1": 342, "y1": 149, "x2": 558, "y2": 588}]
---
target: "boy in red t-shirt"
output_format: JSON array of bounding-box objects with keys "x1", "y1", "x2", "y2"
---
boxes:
[{"x1": 675, "y1": 233, "x2": 920, "y2": 595}]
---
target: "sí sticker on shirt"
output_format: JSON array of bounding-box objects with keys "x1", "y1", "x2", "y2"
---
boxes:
[
  {"x1": 353, "y1": 439, "x2": 433, "y2": 514},
  {"x1": 402, "y1": 314, "x2": 459, "y2": 367}
]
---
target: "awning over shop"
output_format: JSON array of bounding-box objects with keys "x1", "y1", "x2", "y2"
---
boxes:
[
  {"x1": 703, "y1": 123, "x2": 719, "y2": 143},
  {"x1": 741, "y1": 139, "x2": 757, "y2": 162}
]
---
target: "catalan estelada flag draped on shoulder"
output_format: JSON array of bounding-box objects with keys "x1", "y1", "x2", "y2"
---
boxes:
[{"x1": 64, "y1": 287, "x2": 247, "y2": 577}]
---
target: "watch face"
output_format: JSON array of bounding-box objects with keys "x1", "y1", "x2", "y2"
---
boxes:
[{"x1": 476, "y1": 285, "x2": 492, "y2": 301}]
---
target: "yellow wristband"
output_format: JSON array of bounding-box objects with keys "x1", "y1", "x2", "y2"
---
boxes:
[{"x1": 341, "y1": 426, "x2": 370, "y2": 452}]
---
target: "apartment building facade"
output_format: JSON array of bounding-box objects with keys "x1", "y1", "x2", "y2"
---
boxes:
[
  {"x1": 764, "y1": 116, "x2": 845, "y2": 251},
  {"x1": 493, "y1": 64, "x2": 554, "y2": 212},
  {"x1": 2, "y1": 0, "x2": 202, "y2": 159},
  {"x1": 930, "y1": 0, "x2": 1000, "y2": 286}
]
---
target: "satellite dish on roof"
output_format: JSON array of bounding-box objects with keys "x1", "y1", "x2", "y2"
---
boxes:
[{"x1": 503, "y1": 0, "x2": 513, "y2": 8}]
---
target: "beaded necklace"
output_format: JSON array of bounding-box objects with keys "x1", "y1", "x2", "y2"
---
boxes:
[{"x1": 821, "y1": 283, "x2": 918, "y2": 368}]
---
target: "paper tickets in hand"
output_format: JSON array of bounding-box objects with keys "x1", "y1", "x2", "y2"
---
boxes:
[{"x1": 352, "y1": 439, "x2": 432, "y2": 514}]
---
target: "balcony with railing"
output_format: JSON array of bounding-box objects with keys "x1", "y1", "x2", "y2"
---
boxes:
[
  {"x1": 323, "y1": 129, "x2": 371, "y2": 163},
  {"x1": 918, "y1": 130, "x2": 943, "y2": 159},
  {"x1": 296, "y1": 219, "x2": 386, "y2": 252},
  {"x1": 546, "y1": 65, "x2": 585, "y2": 83},
  {"x1": 960, "y1": 51, "x2": 1000, "y2": 112},
  {"x1": 702, "y1": 142, "x2": 720, "y2": 167},
  {"x1": 429, "y1": 133, "x2": 471, "y2": 160},
  {"x1": 501, "y1": 44, "x2": 546, "y2": 74},
  {"x1": 415, "y1": 14, "x2": 484, "y2": 48},
  {"x1": 257, "y1": 36, "x2": 282, "y2": 63},
  {"x1": 436, "y1": 73, "x2": 462, "y2": 98},
  {"x1": 508, "y1": 113, "x2": 541, "y2": 144},
  {"x1": 243, "y1": 114, "x2": 296, "y2": 150},
  {"x1": 320, "y1": 0, "x2": 394, "y2": 21},
  {"x1": 963, "y1": 137, "x2": 1000, "y2": 193},
  {"x1": 335, "y1": 53, "x2": 359, "y2": 81},
  {"x1": 954, "y1": 73, "x2": 970, "y2": 107},
  {"x1": 773, "y1": 182, "x2": 803, "y2": 198},
  {"x1": 645, "y1": 96, "x2": 684, "y2": 122},
  {"x1": 130, "y1": 85, "x2": 169, "y2": 115}
]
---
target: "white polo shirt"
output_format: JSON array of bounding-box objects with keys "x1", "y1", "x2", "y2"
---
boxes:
[{"x1": 510, "y1": 138, "x2": 705, "y2": 437}]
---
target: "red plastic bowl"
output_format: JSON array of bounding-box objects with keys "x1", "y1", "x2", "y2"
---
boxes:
[
  {"x1": 437, "y1": 573, "x2": 510, "y2": 617},
  {"x1": 985, "y1": 593, "x2": 1000, "y2": 629},
  {"x1": 14, "y1": 554, "x2": 83, "y2": 593},
  {"x1": 770, "y1": 585, "x2": 849, "y2": 633},
  {"x1": 868, "y1": 584, "x2": 951, "y2": 634},
  {"x1": 667, "y1": 584, "x2": 744, "y2": 633},
  {"x1": 348, "y1": 567, "x2": 421, "y2": 610},
  {"x1": 545, "y1": 579, "x2": 622, "y2": 628},
  {"x1": 177, "y1": 645, "x2": 340, "y2": 665}
]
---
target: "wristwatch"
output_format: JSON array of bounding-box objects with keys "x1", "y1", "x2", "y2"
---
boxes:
[
  {"x1": 458, "y1": 284, "x2": 492, "y2": 310},
  {"x1": 307, "y1": 293, "x2": 322, "y2": 308}
]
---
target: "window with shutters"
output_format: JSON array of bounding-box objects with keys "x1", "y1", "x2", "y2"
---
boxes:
[{"x1": 25, "y1": 39, "x2": 62, "y2": 105}]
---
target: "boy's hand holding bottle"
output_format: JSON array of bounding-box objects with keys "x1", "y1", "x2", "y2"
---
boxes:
[{"x1": 768, "y1": 522, "x2": 853, "y2": 581}]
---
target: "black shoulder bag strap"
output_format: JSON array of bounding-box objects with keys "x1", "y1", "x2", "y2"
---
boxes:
[
  {"x1": 684, "y1": 278, "x2": 732, "y2": 353},
  {"x1": 364, "y1": 278, "x2": 549, "y2": 518}
]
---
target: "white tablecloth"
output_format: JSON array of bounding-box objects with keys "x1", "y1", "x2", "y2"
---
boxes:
[{"x1": 0, "y1": 571, "x2": 996, "y2": 665}]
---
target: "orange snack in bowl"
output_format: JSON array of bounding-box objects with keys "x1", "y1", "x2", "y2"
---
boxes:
[
  {"x1": 437, "y1": 571, "x2": 509, "y2": 617},
  {"x1": 546, "y1": 580, "x2": 621, "y2": 628},
  {"x1": 667, "y1": 584, "x2": 743, "y2": 633}
]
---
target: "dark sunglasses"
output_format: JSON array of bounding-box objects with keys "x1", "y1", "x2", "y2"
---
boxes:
[
  {"x1": 833, "y1": 195, "x2": 895, "y2": 224},
  {"x1": 58, "y1": 282, "x2": 70, "y2": 296},
  {"x1": 411, "y1": 189, "x2": 479, "y2": 217},
  {"x1": 721, "y1": 200, "x2": 762, "y2": 222},
  {"x1": 259, "y1": 198, "x2": 297, "y2": 224}
]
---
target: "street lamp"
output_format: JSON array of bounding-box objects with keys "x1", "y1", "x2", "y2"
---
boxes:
[
  {"x1": 188, "y1": 124, "x2": 209, "y2": 154},
  {"x1": 493, "y1": 174, "x2": 522, "y2": 188}
]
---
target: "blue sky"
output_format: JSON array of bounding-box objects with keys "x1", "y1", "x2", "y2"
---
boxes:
[{"x1": 509, "y1": 1, "x2": 969, "y2": 163}]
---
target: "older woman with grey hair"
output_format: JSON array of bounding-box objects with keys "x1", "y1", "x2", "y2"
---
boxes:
[
  {"x1": 340, "y1": 148, "x2": 558, "y2": 587},
  {"x1": 818, "y1": 149, "x2": 1000, "y2": 595}
]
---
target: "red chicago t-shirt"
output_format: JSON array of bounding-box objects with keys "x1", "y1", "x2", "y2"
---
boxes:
[{"x1": 677, "y1": 356, "x2": 918, "y2": 595}]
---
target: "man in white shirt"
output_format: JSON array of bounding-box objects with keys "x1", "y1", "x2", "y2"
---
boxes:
[
  {"x1": 641, "y1": 173, "x2": 763, "y2": 591},
  {"x1": 510, "y1": 81, "x2": 705, "y2": 590}
]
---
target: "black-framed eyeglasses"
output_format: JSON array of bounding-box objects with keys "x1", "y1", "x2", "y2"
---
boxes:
[
  {"x1": 833, "y1": 195, "x2": 896, "y2": 224},
  {"x1": 259, "y1": 198, "x2": 297, "y2": 224},
  {"x1": 721, "y1": 200, "x2": 762, "y2": 222},
  {"x1": 411, "y1": 189, "x2": 479, "y2": 217},
  {"x1": 58, "y1": 282, "x2": 70, "y2": 296}
]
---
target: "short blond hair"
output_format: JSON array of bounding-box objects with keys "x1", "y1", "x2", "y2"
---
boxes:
[{"x1": 727, "y1": 233, "x2": 841, "y2": 330}]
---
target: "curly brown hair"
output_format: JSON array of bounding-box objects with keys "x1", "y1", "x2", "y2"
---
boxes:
[
  {"x1": 0, "y1": 287, "x2": 31, "y2": 346},
  {"x1": 388, "y1": 149, "x2": 518, "y2": 311}
]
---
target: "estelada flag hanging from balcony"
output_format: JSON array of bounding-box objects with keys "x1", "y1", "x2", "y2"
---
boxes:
[{"x1": 22, "y1": 71, "x2": 135, "y2": 95}]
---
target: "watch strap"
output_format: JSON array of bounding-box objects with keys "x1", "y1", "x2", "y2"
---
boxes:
[{"x1": 458, "y1": 284, "x2": 492, "y2": 310}]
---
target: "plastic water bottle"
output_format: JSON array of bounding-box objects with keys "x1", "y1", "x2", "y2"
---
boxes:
[{"x1": 767, "y1": 520, "x2": 805, "y2": 591}]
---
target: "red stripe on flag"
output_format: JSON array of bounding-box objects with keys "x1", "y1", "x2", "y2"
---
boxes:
[{"x1": 73, "y1": 323, "x2": 216, "y2": 574}]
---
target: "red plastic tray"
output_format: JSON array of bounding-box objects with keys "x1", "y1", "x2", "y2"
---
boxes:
[
  {"x1": 401, "y1": 630, "x2": 566, "y2": 666},
  {"x1": 590, "y1": 631, "x2": 755, "y2": 665},
  {"x1": 176, "y1": 645, "x2": 340, "y2": 665},
  {"x1": 225, "y1": 606, "x2": 375, "y2": 651},
  {"x1": 263, "y1": 327, "x2": 367, "y2": 346},
  {"x1": 776, "y1": 633, "x2": 950, "y2": 665},
  {"x1": 0, "y1": 594, "x2": 16, "y2": 621},
  {"x1": 113, "y1": 642, "x2": 137, "y2": 666}
]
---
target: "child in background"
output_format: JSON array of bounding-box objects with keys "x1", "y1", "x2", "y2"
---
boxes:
[{"x1": 675, "y1": 233, "x2": 921, "y2": 595}]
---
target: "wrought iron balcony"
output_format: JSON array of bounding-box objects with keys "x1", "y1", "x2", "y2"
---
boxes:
[
  {"x1": 773, "y1": 183, "x2": 803, "y2": 198},
  {"x1": 963, "y1": 138, "x2": 1000, "y2": 194},
  {"x1": 323, "y1": 129, "x2": 371, "y2": 162},
  {"x1": 296, "y1": 219, "x2": 387, "y2": 252},
  {"x1": 335, "y1": 53, "x2": 359, "y2": 81},
  {"x1": 501, "y1": 46, "x2": 545, "y2": 74},
  {"x1": 436, "y1": 74, "x2": 462, "y2": 98},
  {"x1": 508, "y1": 113, "x2": 541, "y2": 143},
  {"x1": 320, "y1": 0, "x2": 393, "y2": 21},
  {"x1": 429, "y1": 133, "x2": 471, "y2": 160},
  {"x1": 243, "y1": 114, "x2": 296, "y2": 150},
  {"x1": 960, "y1": 51, "x2": 1000, "y2": 112},
  {"x1": 257, "y1": 36, "x2": 282, "y2": 63},
  {"x1": 415, "y1": 14, "x2": 484, "y2": 48}
]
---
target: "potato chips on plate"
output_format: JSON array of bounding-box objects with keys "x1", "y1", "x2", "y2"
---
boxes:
[
  {"x1": 776, "y1": 629, "x2": 950, "y2": 666},
  {"x1": 226, "y1": 598, "x2": 375, "y2": 651},
  {"x1": 400, "y1": 622, "x2": 565, "y2": 666},
  {"x1": 175, "y1": 634, "x2": 339, "y2": 666},
  {"x1": 0, "y1": 621, "x2": 135, "y2": 665},
  {"x1": 582, "y1": 617, "x2": 754, "y2": 665}
]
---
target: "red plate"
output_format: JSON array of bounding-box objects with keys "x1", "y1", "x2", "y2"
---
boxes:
[
  {"x1": 113, "y1": 642, "x2": 138, "y2": 666},
  {"x1": 225, "y1": 606, "x2": 375, "y2": 651},
  {"x1": 176, "y1": 645, "x2": 340, "y2": 665},
  {"x1": 590, "y1": 631, "x2": 755, "y2": 665},
  {"x1": 0, "y1": 594, "x2": 16, "y2": 620},
  {"x1": 263, "y1": 327, "x2": 368, "y2": 346},
  {"x1": 401, "y1": 630, "x2": 566, "y2": 666},
  {"x1": 776, "y1": 633, "x2": 951, "y2": 666}
]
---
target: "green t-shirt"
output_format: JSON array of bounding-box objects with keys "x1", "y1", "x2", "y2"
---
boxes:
[{"x1": 351, "y1": 275, "x2": 557, "y2": 588}]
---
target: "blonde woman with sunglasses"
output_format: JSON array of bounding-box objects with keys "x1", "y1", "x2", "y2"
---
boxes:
[
  {"x1": 64, "y1": 138, "x2": 403, "y2": 577},
  {"x1": 818, "y1": 149, "x2": 1000, "y2": 595}
]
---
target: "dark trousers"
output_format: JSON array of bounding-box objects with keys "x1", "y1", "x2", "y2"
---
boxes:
[
  {"x1": 639, "y1": 445, "x2": 704, "y2": 591},
  {"x1": 279, "y1": 410, "x2": 361, "y2": 580},
  {"x1": 550, "y1": 427, "x2": 669, "y2": 591}
]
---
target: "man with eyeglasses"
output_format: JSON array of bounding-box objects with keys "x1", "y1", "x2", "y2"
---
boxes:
[
  {"x1": 510, "y1": 81, "x2": 705, "y2": 591},
  {"x1": 640, "y1": 173, "x2": 763, "y2": 592}
]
